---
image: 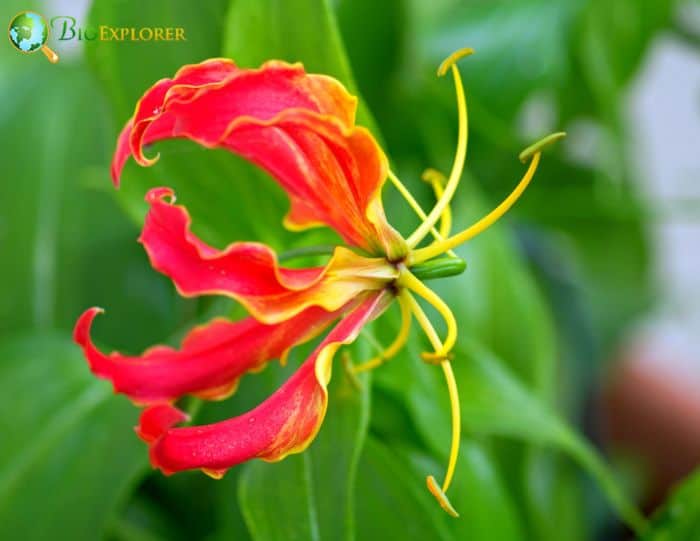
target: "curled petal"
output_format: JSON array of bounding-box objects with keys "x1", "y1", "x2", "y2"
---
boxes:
[
  {"x1": 140, "y1": 188, "x2": 398, "y2": 323},
  {"x1": 142, "y1": 291, "x2": 391, "y2": 477},
  {"x1": 136, "y1": 404, "x2": 189, "y2": 443},
  {"x1": 112, "y1": 59, "x2": 240, "y2": 182},
  {"x1": 73, "y1": 302, "x2": 345, "y2": 405},
  {"x1": 113, "y1": 60, "x2": 356, "y2": 184},
  {"x1": 112, "y1": 59, "x2": 406, "y2": 258}
]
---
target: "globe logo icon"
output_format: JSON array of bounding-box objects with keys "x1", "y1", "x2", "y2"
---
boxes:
[{"x1": 8, "y1": 11, "x2": 59, "y2": 63}]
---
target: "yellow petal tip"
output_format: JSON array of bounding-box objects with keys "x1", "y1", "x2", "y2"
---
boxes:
[
  {"x1": 518, "y1": 131, "x2": 567, "y2": 163},
  {"x1": 437, "y1": 48, "x2": 475, "y2": 77},
  {"x1": 202, "y1": 468, "x2": 226, "y2": 480},
  {"x1": 426, "y1": 475, "x2": 459, "y2": 517}
]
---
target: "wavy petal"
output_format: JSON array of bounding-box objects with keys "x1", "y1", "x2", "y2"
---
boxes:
[
  {"x1": 112, "y1": 60, "x2": 356, "y2": 185},
  {"x1": 73, "y1": 301, "x2": 345, "y2": 405},
  {"x1": 112, "y1": 59, "x2": 406, "y2": 258},
  {"x1": 141, "y1": 291, "x2": 391, "y2": 477},
  {"x1": 140, "y1": 188, "x2": 398, "y2": 323}
]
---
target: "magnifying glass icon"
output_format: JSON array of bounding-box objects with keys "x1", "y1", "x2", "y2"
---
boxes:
[{"x1": 8, "y1": 11, "x2": 59, "y2": 64}]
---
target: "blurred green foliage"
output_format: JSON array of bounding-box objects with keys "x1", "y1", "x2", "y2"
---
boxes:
[{"x1": 1, "y1": 0, "x2": 698, "y2": 540}]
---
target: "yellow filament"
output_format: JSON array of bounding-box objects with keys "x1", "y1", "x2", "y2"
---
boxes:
[
  {"x1": 422, "y1": 168, "x2": 452, "y2": 238},
  {"x1": 387, "y1": 171, "x2": 451, "y2": 252},
  {"x1": 406, "y1": 49, "x2": 472, "y2": 248},
  {"x1": 405, "y1": 292, "x2": 461, "y2": 513},
  {"x1": 408, "y1": 152, "x2": 541, "y2": 264},
  {"x1": 352, "y1": 292, "x2": 412, "y2": 373},
  {"x1": 397, "y1": 269, "x2": 457, "y2": 359}
]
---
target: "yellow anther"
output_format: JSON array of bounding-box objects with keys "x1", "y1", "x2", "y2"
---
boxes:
[
  {"x1": 408, "y1": 48, "x2": 472, "y2": 248},
  {"x1": 404, "y1": 292, "x2": 461, "y2": 515},
  {"x1": 421, "y1": 168, "x2": 447, "y2": 186},
  {"x1": 437, "y1": 47, "x2": 475, "y2": 77},
  {"x1": 352, "y1": 293, "x2": 412, "y2": 374},
  {"x1": 519, "y1": 131, "x2": 567, "y2": 163},
  {"x1": 427, "y1": 475, "x2": 459, "y2": 517}
]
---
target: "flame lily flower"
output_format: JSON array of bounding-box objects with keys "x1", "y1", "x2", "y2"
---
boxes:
[{"x1": 74, "y1": 49, "x2": 564, "y2": 517}]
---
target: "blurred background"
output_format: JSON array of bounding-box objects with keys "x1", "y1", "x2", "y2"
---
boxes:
[{"x1": 1, "y1": 0, "x2": 699, "y2": 539}]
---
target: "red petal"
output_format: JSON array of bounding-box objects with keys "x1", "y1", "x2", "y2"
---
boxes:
[
  {"x1": 112, "y1": 60, "x2": 355, "y2": 185},
  {"x1": 73, "y1": 303, "x2": 344, "y2": 405},
  {"x1": 142, "y1": 291, "x2": 391, "y2": 476},
  {"x1": 112, "y1": 59, "x2": 406, "y2": 258},
  {"x1": 112, "y1": 59, "x2": 240, "y2": 184},
  {"x1": 139, "y1": 188, "x2": 398, "y2": 323},
  {"x1": 136, "y1": 404, "x2": 189, "y2": 443}
]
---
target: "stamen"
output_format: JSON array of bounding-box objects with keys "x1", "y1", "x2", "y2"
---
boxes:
[
  {"x1": 387, "y1": 171, "x2": 452, "y2": 253},
  {"x1": 422, "y1": 169, "x2": 452, "y2": 238},
  {"x1": 352, "y1": 293, "x2": 412, "y2": 373},
  {"x1": 519, "y1": 131, "x2": 566, "y2": 163},
  {"x1": 408, "y1": 151, "x2": 542, "y2": 265},
  {"x1": 406, "y1": 48, "x2": 473, "y2": 249},
  {"x1": 404, "y1": 292, "x2": 461, "y2": 516},
  {"x1": 437, "y1": 48, "x2": 476, "y2": 77},
  {"x1": 397, "y1": 270, "x2": 457, "y2": 358},
  {"x1": 427, "y1": 476, "x2": 459, "y2": 517}
]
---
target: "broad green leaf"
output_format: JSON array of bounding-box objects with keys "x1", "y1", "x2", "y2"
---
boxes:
[
  {"x1": 641, "y1": 468, "x2": 700, "y2": 541},
  {"x1": 448, "y1": 442, "x2": 526, "y2": 541},
  {"x1": 0, "y1": 333, "x2": 146, "y2": 540},
  {"x1": 237, "y1": 361, "x2": 370, "y2": 541},
  {"x1": 355, "y1": 438, "x2": 452, "y2": 541},
  {"x1": 0, "y1": 62, "x2": 185, "y2": 345},
  {"x1": 413, "y1": 0, "x2": 581, "y2": 120},
  {"x1": 576, "y1": 0, "x2": 674, "y2": 106},
  {"x1": 336, "y1": 0, "x2": 407, "y2": 117},
  {"x1": 373, "y1": 335, "x2": 645, "y2": 533},
  {"x1": 239, "y1": 454, "x2": 320, "y2": 541},
  {"x1": 522, "y1": 449, "x2": 587, "y2": 541},
  {"x1": 86, "y1": 0, "x2": 229, "y2": 121},
  {"x1": 307, "y1": 353, "x2": 371, "y2": 541}
]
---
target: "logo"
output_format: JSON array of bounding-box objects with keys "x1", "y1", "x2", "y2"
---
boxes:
[
  {"x1": 7, "y1": 11, "x2": 59, "y2": 63},
  {"x1": 50, "y1": 16, "x2": 186, "y2": 42},
  {"x1": 8, "y1": 12, "x2": 187, "y2": 64}
]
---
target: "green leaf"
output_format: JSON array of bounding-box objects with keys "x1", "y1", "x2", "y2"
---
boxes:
[
  {"x1": 238, "y1": 364, "x2": 370, "y2": 541},
  {"x1": 373, "y1": 335, "x2": 645, "y2": 533},
  {"x1": 354, "y1": 438, "x2": 453, "y2": 541},
  {"x1": 0, "y1": 62, "x2": 185, "y2": 344},
  {"x1": 307, "y1": 357, "x2": 370, "y2": 541},
  {"x1": 641, "y1": 468, "x2": 700, "y2": 541},
  {"x1": 86, "y1": 0, "x2": 229, "y2": 121},
  {"x1": 239, "y1": 454, "x2": 321, "y2": 541},
  {"x1": 414, "y1": 0, "x2": 580, "y2": 119},
  {"x1": 448, "y1": 441, "x2": 526, "y2": 541},
  {"x1": 0, "y1": 333, "x2": 146, "y2": 540}
]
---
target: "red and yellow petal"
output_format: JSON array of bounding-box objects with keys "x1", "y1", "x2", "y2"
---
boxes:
[
  {"x1": 140, "y1": 187, "x2": 398, "y2": 324},
  {"x1": 112, "y1": 59, "x2": 406, "y2": 258},
  {"x1": 112, "y1": 58, "x2": 240, "y2": 182},
  {"x1": 112, "y1": 60, "x2": 356, "y2": 184},
  {"x1": 73, "y1": 301, "x2": 346, "y2": 405},
  {"x1": 139, "y1": 291, "x2": 391, "y2": 477}
]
